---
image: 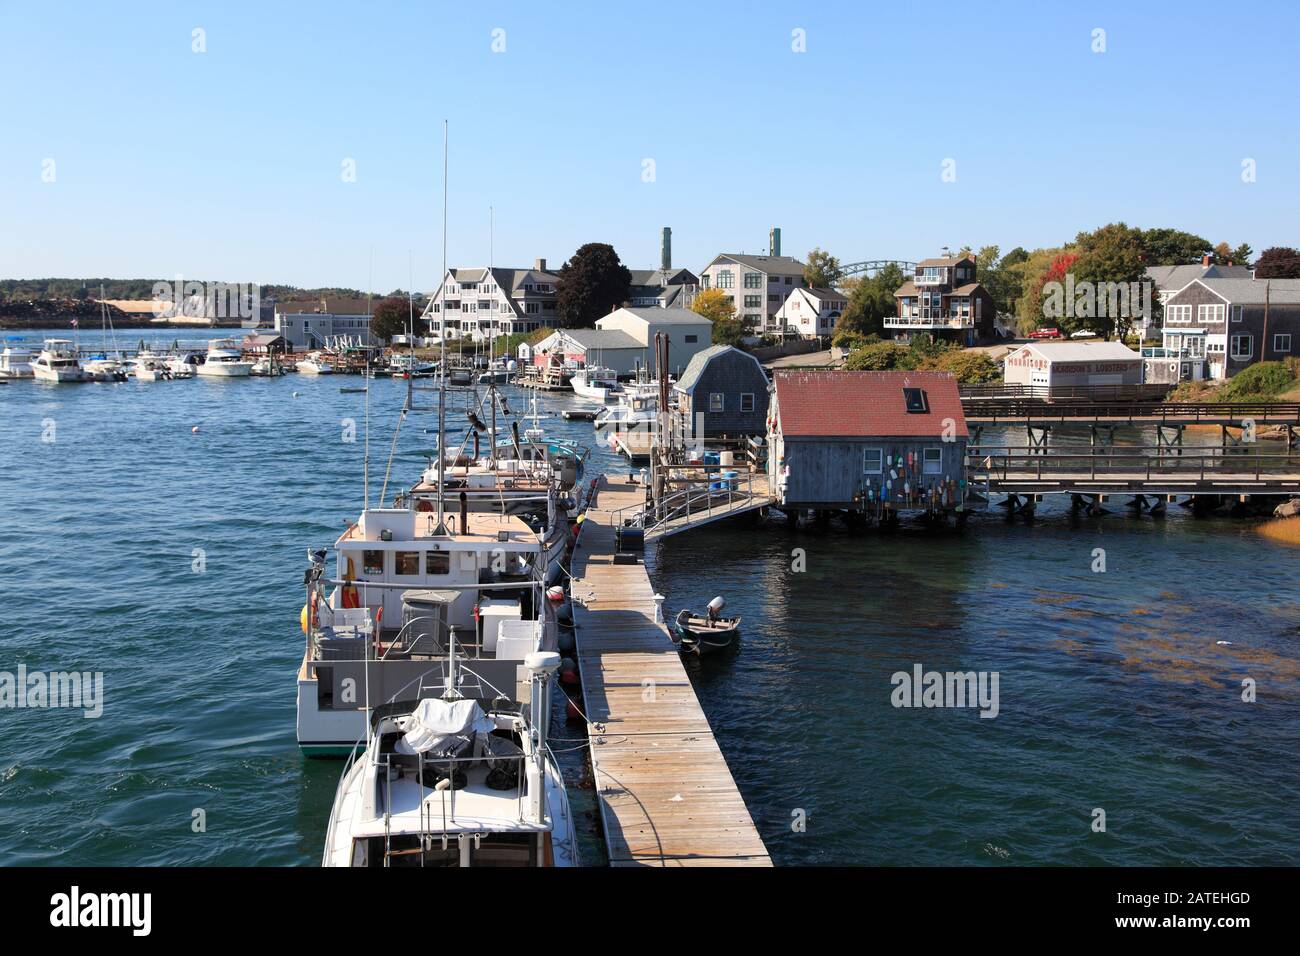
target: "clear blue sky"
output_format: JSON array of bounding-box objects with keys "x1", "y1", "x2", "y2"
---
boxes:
[{"x1": 3, "y1": 0, "x2": 1298, "y2": 292}]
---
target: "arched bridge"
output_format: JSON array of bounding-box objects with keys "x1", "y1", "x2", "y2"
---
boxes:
[{"x1": 839, "y1": 259, "x2": 917, "y2": 278}]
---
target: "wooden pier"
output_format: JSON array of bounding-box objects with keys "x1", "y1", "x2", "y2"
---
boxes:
[{"x1": 568, "y1": 476, "x2": 771, "y2": 866}]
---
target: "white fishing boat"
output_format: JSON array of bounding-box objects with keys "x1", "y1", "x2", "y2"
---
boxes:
[
  {"x1": 594, "y1": 380, "x2": 660, "y2": 460},
  {"x1": 570, "y1": 365, "x2": 621, "y2": 402},
  {"x1": 195, "y1": 338, "x2": 253, "y2": 377},
  {"x1": 321, "y1": 651, "x2": 578, "y2": 867},
  {"x1": 388, "y1": 353, "x2": 437, "y2": 378},
  {"x1": 165, "y1": 355, "x2": 198, "y2": 379},
  {"x1": 82, "y1": 357, "x2": 129, "y2": 382},
  {"x1": 297, "y1": 352, "x2": 335, "y2": 375},
  {"x1": 31, "y1": 340, "x2": 91, "y2": 383},
  {"x1": 0, "y1": 344, "x2": 35, "y2": 379},
  {"x1": 131, "y1": 351, "x2": 177, "y2": 381}
]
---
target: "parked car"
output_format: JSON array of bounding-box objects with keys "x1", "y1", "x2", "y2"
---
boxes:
[
  {"x1": 1028, "y1": 327, "x2": 1061, "y2": 339},
  {"x1": 1070, "y1": 329, "x2": 1098, "y2": 339}
]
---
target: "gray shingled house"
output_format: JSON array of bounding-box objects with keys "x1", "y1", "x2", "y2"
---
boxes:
[{"x1": 670, "y1": 345, "x2": 770, "y2": 442}]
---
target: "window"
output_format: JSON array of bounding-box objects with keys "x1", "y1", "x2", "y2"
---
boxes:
[
  {"x1": 903, "y1": 388, "x2": 929, "y2": 413},
  {"x1": 923, "y1": 448, "x2": 942, "y2": 475},
  {"x1": 1198, "y1": 303, "x2": 1226, "y2": 325},
  {"x1": 1230, "y1": 334, "x2": 1252, "y2": 360},
  {"x1": 709, "y1": 392, "x2": 724, "y2": 412},
  {"x1": 684, "y1": 334, "x2": 698, "y2": 343},
  {"x1": 362, "y1": 550, "x2": 385, "y2": 575},
  {"x1": 395, "y1": 551, "x2": 420, "y2": 576},
  {"x1": 784, "y1": 277, "x2": 793, "y2": 285},
  {"x1": 425, "y1": 551, "x2": 450, "y2": 575},
  {"x1": 863, "y1": 448, "x2": 883, "y2": 474},
  {"x1": 1274, "y1": 333, "x2": 1292, "y2": 353},
  {"x1": 717, "y1": 270, "x2": 734, "y2": 289},
  {"x1": 743, "y1": 272, "x2": 763, "y2": 288},
  {"x1": 744, "y1": 295, "x2": 762, "y2": 308},
  {"x1": 1166, "y1": 304, "x2": 1192, "y2": 324},
  {"x1": 769, "y1": 294, "x2": 781, "y2": 303},
  {"x1": 740, "y1": 393, "x2": 755, "y2": 412},
  {"x1": 1231, "y1": 305, "x2": 1243, "y2": 323}
]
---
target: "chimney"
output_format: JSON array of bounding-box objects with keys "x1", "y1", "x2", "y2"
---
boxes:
[
  {"x1": 769, "y1": 227, "x2": 781, "y2": 257},
  {"x1": 661, "y1": 227, "x2": 672, "y2": 272},
  {"x1": 1201, "y1": 254, "x2": 1212, "y2": 267},
  {"x1": 535, "y1": 258, "x2": 547, "y2": 271}
]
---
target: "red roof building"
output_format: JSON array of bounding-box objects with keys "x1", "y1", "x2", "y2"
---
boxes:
[{"x1": 768, "y1": 370, "x2": 969, "y2": 512}]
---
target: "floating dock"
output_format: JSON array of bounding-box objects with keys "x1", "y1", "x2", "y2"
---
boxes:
[{"x1": 568, "y1": 476, "x2": 771, "y2": 866}]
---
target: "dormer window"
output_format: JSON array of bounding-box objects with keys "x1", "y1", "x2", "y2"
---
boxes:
[{"x1": 903, "y1": 388, "x2": 929, "y2": 413}]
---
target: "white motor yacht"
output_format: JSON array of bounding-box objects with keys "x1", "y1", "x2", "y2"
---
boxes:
[
  {"x1": 0, "y1": 344, "x2": 35, "y2": 379},
  {"x1": 195, "y1": 339, "x2": 253, "y2": 377},
  {"x1": 30, "y1": 340, "x2": 91, "y2": 383}
]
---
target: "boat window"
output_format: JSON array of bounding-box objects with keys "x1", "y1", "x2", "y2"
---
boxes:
[
  {"x1": 394, "y1": 551, "x2": 420, "y2": 576},
  {"x1": 363, "y1": 550, "x2": 385, "y2": 575},
  {"x1": 903, "y1": 388, "x2": 929, "y2": 413},
  {"x1": 471, "y1": 833, "x2": 537, "y2": 867},
  {"x1": 425, "y1": 551, "x2": 450, "y2": 575},
  {"x1": 923, "y1": 448, "x2": 942, "y2": 475}
]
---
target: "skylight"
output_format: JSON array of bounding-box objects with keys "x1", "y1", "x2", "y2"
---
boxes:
[{"x1": 903, "y1": 388, "x2": 929, "y2": 413}]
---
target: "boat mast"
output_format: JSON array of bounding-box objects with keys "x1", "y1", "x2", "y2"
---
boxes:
[
  {"x1": 436, "y1": 120, "x2": 449, "y2": 533},
  {"x1": 488, "y1": 205, "x2": 497, "y2": 463}
]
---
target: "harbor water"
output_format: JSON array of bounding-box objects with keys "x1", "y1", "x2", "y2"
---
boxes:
[{"x1": 1, "y1": 329, "x2": 1297, "y2": 865}]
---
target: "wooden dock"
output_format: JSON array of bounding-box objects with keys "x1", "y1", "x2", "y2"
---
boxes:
[{"x1": 568, "y1": 476, "x2": 772, "y2": 866}]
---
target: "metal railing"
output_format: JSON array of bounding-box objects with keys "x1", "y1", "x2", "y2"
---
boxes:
[
  {"x1": 610, "y1": 466, "x2": 768, "y2": 536},
  {"x1": 884, "y1": 315, "x2": 974, "y2": 328},
  {"x1": 968, "y1": 443, "x2": 1300, "y2": 482},
  {"x1": 964, "y1": 400, "x2": 1300, "y2": 425}
]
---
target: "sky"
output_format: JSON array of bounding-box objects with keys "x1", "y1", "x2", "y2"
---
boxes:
[{"x1": 3, "y1": 0, "x2": 1299, "y2": 293}]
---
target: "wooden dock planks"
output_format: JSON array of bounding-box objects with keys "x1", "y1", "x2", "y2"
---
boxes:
[{"x1": 569, "y1": 477, "x2": 771, "y2": 866}]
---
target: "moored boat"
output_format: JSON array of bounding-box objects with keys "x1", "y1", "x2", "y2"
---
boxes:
[
  {"x1": 196, "y1": 338, "x2": 253, "y2": 377},
  {"x1": 0, "y1": 344, "x2": 35, "y2": 379},
  {"x1": 31, "y1": 340, "x2": 91, "y2": 383},
  {"x1": 672, "y1": 597, "x2": 740, "y2": 655},
  {"x1": 297, "y1": 352, "x2": 335, "y2": 375},
  {"x1": 321, "y1": 651, "x2": 578, "y2": 867}
]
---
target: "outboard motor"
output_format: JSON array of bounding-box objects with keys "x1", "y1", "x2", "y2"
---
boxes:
[{"x1": 706, "y1": 596, "x2": 726, "y2": 623}]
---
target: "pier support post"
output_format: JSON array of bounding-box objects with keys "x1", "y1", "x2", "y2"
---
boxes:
[{"x1": 1027, "y1": 424, "x2": 1050, "y2": 455}]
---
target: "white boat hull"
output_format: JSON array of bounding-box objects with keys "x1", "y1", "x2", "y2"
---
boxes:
[
  {"x1": 197, "y1": 362, "x2": 253, "y2": 377},
  {"x1": 33, "y1": 366, "x2": 90, "y2": 383}
]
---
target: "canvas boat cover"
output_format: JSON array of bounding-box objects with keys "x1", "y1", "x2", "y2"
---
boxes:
[{"x1": 397, "y1": 698, "x2": 493, "y2": 755}]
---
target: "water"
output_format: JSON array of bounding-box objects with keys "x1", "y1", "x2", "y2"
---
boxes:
[{"x1": 0, "y1": 337, "x2": 1297, "y2": 865}]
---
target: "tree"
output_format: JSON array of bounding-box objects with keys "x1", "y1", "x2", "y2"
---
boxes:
[
  {"x1": 923, "y1": 349, "x2": 1001, "y2": 383},
  {"x1": 844, "y1": 341, "x2": 916, "y2": 371},
  {"x1": 370, "y1": 296, "x2": 411, "y2": 341},
  {"x1": 835, "y1": 262, "x2": 907, "y2": 339},
  {"x1": 691, "y1": 289, "x2": 742, "y2": 344},
  {"x1": 1213, "y1": 241, "x2": 1253, "y2": 267},
  {"x1": 1255, "y1": 247, "x2": 1300, "y2": 279},
  {"x1": 803, "y1": 247, "x2": 842, "y2": 288},
  {"x1": 1136, "y1": 228, "x2": 1212, "y2": 264},
  {"x1": 555, "y1": 243, "x2": 632, "y2": 328}
]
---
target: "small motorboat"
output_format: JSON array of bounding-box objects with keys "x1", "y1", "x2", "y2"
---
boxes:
[{"x1": 672, "y1": 596, "x2": 740, "y2": 656}]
